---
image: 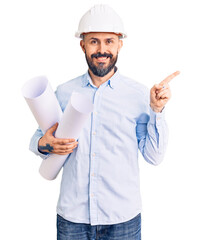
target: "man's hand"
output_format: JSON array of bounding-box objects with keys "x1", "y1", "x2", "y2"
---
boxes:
[
  {"x1": 150, "y1": 71, "x2": 180, "y2": 112},
  {"x1": 38, "y1": 123, "x2": 78, "y2": 155}
]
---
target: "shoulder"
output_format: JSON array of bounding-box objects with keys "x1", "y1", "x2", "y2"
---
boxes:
[{"x1": 57, "y1": 74, "x2": 85, "y2": 92}]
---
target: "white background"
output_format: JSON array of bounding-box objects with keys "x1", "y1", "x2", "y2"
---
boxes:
[{"x1": 0, "y1": 0, "x2": 201, "y2": 239}]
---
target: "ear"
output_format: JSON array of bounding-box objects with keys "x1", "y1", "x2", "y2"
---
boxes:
[
  {"x1": 80, "y1": 40, "x2": 86, "y2": 53},
  {"x1": 117, "y1": 40, "x2": 123, "y2": 53}
]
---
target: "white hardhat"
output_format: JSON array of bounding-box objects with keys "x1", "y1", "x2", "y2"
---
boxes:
[{"x1": 75, "y1": 4, "x2": 127, "y2": 39}]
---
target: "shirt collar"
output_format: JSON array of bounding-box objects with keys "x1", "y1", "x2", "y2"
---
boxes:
[{"x1": 82, "y1": 67, "x2": 120, "y2": 89}]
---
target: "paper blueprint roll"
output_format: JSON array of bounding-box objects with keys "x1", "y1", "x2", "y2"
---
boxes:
[
  {"x1": 39, "y1": 92, "x2": 94, "y2": 180},
  {"x1": 22, "y1": 76, "x2": 62, "y2": 133}
]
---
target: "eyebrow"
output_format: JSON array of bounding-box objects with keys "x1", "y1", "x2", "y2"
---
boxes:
[{"x1": 89, "y1": 37, "x2": 99, "y2": 41}]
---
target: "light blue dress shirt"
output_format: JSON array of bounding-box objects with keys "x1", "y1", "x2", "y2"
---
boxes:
[{"x1": 29, "y1": 69, "x2": 168, "y2": 226}]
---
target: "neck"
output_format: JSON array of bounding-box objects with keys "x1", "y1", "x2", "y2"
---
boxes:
[{"x1": 88, "y1": 68, "x2": 115, "y2": 88}]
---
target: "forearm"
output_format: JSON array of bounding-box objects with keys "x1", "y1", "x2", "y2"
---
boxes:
[{"x1": 138, "y1": 107, "x2": 168, "y2": 165}]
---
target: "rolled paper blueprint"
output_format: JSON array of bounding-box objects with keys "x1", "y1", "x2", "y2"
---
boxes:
[
  {"x1": 39, "y1": 92, "x2": 94, "y2": 180},
  {"x1": 22, "y1": 76, "x2": 62, "y2": 133}
]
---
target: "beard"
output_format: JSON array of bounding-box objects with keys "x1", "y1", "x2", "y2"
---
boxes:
[{"x1": 85, "y1": 51, "x2": 118, "y2": 77}]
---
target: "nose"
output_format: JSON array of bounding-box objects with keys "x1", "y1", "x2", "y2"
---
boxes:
[{"x1": 98, "y1": 42, "x2": 107, "y2": 54}]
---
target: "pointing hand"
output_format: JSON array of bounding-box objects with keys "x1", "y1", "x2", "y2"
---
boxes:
[{"x1": 150, "y1": 71, "x2": 180, "y2": 112}]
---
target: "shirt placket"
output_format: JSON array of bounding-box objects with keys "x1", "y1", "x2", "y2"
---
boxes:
[{"x1": 89, "y1": 86, "x2": 103, "y2": 225}]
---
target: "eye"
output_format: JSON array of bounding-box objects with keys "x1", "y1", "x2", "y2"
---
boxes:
[
  {"x1": 90, "y1": 40, "x2": 97, "y2": 44},
  {"x1": 106, "y1": 39, "x2": 113, "y2": 44}
]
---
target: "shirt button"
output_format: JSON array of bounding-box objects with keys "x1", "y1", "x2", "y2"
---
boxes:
[
  {"x1": 96, "y1": 92, "x2": 100, "y2": 96},
  {"x1": 94, "y1": 111, "x2": 97, "y2": 115},
  {"x1": 91, "y1": 173, "x2": 95, "y2": 177},
  {"x1": 91, "y1": 193, "x2": 94, "y2": 197},
  {"x1": 93, "y1": 131, "x2": 96, "y2": 135},
  {"x1": 92, "y1": 153, "x2": 96, "y2": 157}
]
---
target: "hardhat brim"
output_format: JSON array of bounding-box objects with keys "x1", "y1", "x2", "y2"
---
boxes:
[{"x1": 75, "y1": 31, "x2": 127, "y2": 39}]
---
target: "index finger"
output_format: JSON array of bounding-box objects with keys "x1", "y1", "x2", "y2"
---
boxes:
[{"x1": 159, "y1": 71, "x2": 180, "y2": 85}]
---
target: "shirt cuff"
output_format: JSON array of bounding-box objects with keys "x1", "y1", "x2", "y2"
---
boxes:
[
  {"x1": 29, "y1": 135, "x2": 50, "y2": 160},
  {"x1": 149, "y1": 106, "x2": 166, "y2": 125}
]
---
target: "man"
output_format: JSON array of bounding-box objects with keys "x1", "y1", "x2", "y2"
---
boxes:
[{"x1": 30, "y1": 4, "x2": 180, "y2": 240}]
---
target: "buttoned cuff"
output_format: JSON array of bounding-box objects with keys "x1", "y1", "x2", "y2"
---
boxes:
[{"x1": 149, "y1": 106, "x2": 166, "y2": 125}]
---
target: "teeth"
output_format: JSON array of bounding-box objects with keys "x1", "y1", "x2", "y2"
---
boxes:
[{"x1": 97, "y1": 57, "x2": 107, "y2": 59}]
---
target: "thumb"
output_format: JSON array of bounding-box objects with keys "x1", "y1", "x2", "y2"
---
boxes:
[{"x1": 47, "y1": 122, "x2": 58, "y2": 135}]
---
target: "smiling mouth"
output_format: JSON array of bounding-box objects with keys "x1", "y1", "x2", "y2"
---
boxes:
[{"x1": 95, "y1": 56, "x2": 109, "y2": 61}]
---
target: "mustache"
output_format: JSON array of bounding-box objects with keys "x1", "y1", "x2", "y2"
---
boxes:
[{"x1": 91, "y1": 52, "x2": 113, "y2": 59}]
